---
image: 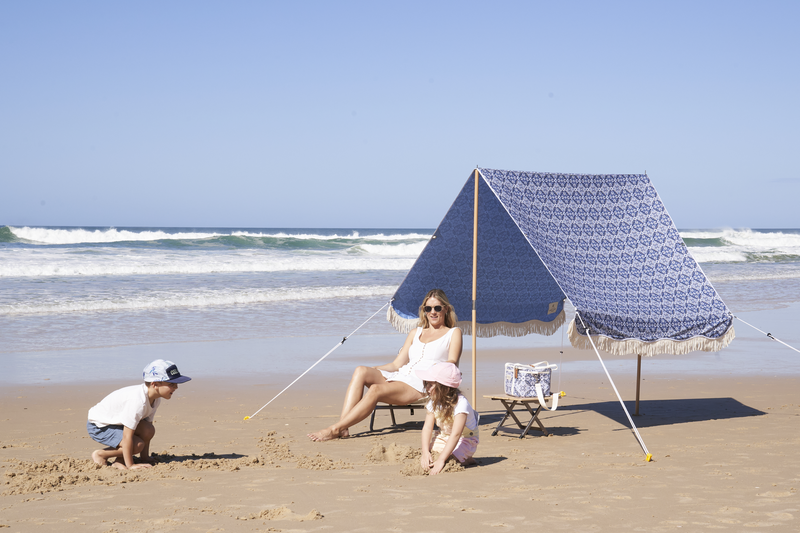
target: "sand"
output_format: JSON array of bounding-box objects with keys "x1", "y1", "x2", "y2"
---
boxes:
[{"x1": 1, "y1": 347, "x2": 799, "y2": 532}]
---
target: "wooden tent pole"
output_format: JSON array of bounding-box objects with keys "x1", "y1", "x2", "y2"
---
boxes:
[
  {"x1": 471, "y1": 169, "x2": 479, "y2": 407},
  {"x1": 635, "y1": 354, "x2": 642, "y2": 416}
]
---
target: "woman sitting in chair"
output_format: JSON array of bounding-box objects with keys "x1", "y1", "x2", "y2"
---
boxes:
[{"x1": 308, "y1": 289, "x2": 462, "y2": 441}]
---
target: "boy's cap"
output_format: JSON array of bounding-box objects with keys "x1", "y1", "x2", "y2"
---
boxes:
[
  {"x1": 143, "y1": 359, "x2": 191, "y2": 384},
  {"x1": 415, "y1": 362, "x2": 462, "y2": 388}
]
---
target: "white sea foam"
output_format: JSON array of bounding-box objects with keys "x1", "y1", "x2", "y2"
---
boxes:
[
  {"x1": 0, "y1": 249, "x2": 419, "y2": 277},
  {"x1": 353, "y1": 242, "x2": 428, "y2": 256},
  {"x1": 8, "y1": 226, "x2": 432, "y2": 245},
  {"x1": 682, "y1": 229, "x2": 800, "y2": 264},
  {"x1": 687, "y1": 247, "x2": 749, "y2": 264},
  {"x1": 0, "y1": 285, "x2": 397, "y2": 316},
  {"x1": 681, "y1": 228, "x2": 800, "y2": 247},
  {"x1": 235, "y1": 230, "x2": 432, "y2": 241},
  {"x1": 10, "y1": 227, "x2": 219, "y2": 244},
  {"x1": 705, "y1": 266, "x2": 800, "y2": 283}
]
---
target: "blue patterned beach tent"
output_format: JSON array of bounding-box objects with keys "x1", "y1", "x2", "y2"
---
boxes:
[{"x1": 389, "y1": 168, "x2": 735, "y2": 356}]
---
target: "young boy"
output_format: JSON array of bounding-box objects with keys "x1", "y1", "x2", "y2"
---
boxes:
[{"x1": 87, "y1": 359, "x2": 191, "y2": 470}]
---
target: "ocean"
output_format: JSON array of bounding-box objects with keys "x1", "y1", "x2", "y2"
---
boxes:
[{"x1": 2, "y1": 226, "x2": 800, "y2": 384}]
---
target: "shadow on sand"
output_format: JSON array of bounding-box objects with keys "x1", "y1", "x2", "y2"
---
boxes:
[
  {"x1": 151, "y1": 452, "x2": 248, "y2": 463},
  {"x1": 478, "y1": 410, "x2": 582, "y2": 438},
  {"x1": 358, "y1": 420, "x2": 426, "y2": 437},
  {"x1": 562, "y1": 397, "x2": 766, "y2": 428},
  {"x1": 474, "y1": 397, "x2": 764, "y2": 439}
]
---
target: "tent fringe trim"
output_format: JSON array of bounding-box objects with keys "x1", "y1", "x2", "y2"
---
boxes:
[
  {"x1": 388, "y1": 306, "x2": 565, "y2": 338},
  {"x1": 567, "y1": 319, "x2": 736, "y2": 356}
]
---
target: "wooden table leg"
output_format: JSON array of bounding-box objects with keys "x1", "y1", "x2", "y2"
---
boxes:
[
  {"x1": 492, "y1": 400, "x2": 517, "y2": 436},
  {"x1": 523, "y1": 403, "x2": 549, "y2": 436},
  {"x1": 490, "y1": 398, "x2": 550, "y2": 438}
]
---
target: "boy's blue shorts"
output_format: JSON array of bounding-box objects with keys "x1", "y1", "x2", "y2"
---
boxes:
[{"x1": 87, "y1": 421, "x2": 124, "y2": 448}]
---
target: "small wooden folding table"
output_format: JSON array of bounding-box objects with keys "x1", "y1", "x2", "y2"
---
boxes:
[{"x1": 484, "y1": 394, "x2": 551, "y2": 438}]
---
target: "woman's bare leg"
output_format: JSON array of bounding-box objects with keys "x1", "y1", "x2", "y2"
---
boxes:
[
  {"x1": 340, "y1": 367, "x2": 386, "y2": 419},
  {"x1": 308, "y1": 381, "x2": 424, "y2": 441}
]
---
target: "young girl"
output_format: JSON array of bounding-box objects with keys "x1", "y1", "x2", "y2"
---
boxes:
[{"x1": 415, "y1": 362, "x2": 479, "y2": 475}]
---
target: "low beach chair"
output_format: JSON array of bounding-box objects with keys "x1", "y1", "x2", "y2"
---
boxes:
[{"x1": 369, "y1": 398, "x2": 428, "y2": 432}]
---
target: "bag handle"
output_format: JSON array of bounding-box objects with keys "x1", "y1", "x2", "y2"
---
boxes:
[
  {"x1": 528, "y1": 361, "x2": 558, "y2": 371},
  {"x1": 535, "y1": 382, "x2": 559, "y2": 411}
]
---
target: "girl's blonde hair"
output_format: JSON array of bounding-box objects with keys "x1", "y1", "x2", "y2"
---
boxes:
[
  {"x1": 417, "y1": 289, "x2": 458, "y2": 328},
  {"x1": 427, "y1": 382, "x2": 460, "y2": 429}
]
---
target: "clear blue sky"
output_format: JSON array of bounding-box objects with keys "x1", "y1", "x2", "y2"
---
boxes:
[{"x1": 2, "y1": 1, "x2": 798, "y2": 229}]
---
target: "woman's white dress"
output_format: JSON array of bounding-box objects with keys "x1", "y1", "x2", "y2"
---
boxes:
[{"x1": 380, "y1": 327, "x2": 459, "y2": 393}]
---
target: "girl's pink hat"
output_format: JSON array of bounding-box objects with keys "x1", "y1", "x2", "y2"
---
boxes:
[{"x1": 415, "y1": 362, "x2": 462, "y2": 388}]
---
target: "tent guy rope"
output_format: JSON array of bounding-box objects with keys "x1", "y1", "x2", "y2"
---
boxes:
[
  {"x1": 243, "y1": 299, "x2": 392, "y2": 421},
  {"x1": 734, "y1": 316, "x2": 800, "y2": 354},
  {"x1": 576, "y1": 311, "x2": 653, "y2": 462}
]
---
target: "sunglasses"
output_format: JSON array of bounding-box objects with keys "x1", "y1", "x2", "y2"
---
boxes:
[{"x1": 424, "y1": 305, "x2": 445, "y2": 313}]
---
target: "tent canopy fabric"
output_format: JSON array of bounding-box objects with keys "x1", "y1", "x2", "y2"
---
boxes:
[{"x1": 388, "y1": 168, "x2": 735, "y2": 356}]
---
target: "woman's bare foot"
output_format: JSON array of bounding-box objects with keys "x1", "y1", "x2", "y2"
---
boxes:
[
  {"x1": 340, "y1": 428, "x2": 350, "y2": 439},
  {"x1": 91, "y1": 450, "x2": 108, "y2": 466},
  {"x1": 307, "y1": 427, "x2": 340, "y2": 442}
]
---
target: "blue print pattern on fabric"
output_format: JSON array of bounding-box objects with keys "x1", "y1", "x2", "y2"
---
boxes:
[
  {"x1": 504, "y1": 364, "x2": 552, "y2": 397},
  {"x1": 391, "y1": 173, "x2": 566, "y2": 336},
  {"x1": 478, "y1": 168, "x2": 733, "y2": 344}
]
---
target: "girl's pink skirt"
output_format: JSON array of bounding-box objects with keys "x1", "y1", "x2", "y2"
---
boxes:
[{"x1": 431, "y1": 431, "x2": 479, "y2": 464}]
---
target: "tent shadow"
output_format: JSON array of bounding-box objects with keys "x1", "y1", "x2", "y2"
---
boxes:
[{"x1": 562, "y1": 398, "x2": 766, "y2": 428}]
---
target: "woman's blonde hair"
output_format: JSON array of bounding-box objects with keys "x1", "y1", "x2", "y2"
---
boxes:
[
  {"x1": 427, "y1": 382, "x2": 460, "y2": 429},
  {"x1": 417, "y1": 289, "x2": 458, "y2": 328}
]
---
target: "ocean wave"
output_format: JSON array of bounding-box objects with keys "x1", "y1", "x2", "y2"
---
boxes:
[
  {"x1": 351, "y1": 242, "x2": 428, "y2": 256},
  {"x1": 4, "y1": 226, "x2": 433, "y2": 248},
  {"x1": 7, "y1": 226, "x2": 217, "y2": 245},
  {"x1": 0, "y1": 253, "x2": 418, "y2": 277},
  {"x1": 0, "y1": 226, "x2": 19, "y2": 243},
  {"x1": 6, "y1": 227, "x2": 800, "y2": 271},
  {"x1": 0, "y1": 285, "x2": 397, "y2": 316},
  {"x1": 683, "y1": 229, "x2": 800, "y2": 264}
]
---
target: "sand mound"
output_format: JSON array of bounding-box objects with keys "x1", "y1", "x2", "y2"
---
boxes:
[
  {"x1": 3, "y1": 452, "x2": 260, "y2": 495},
  {"x1": 296, "y1": 453, "x2": 351, "y2": 470},
  {"x1": 366, "y1": 442, "x2": 420, "y2": 464},
  {"x1": 2, "y1": 431, "x2": 351, "y2": 495},
  {"x1": 399, "y1": 451, "x2": 466, "y2": 477},
  {"x1": 257, "y1": 431, "x2": 296, "y2": 464},
  {"x1": 246, "y1": 506, "x2": 323, "y2": 521},
  {"x1": 2, "y1": 457, "x2": 144, "y2": 495},
  {"x1": 258, "y1": 431, "x2": 351, "y2": 470},
  {"x1": 366, "y1": 442, "x2": 465, "y2": 476}
]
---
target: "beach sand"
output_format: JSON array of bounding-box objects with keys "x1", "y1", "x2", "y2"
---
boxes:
[{"x1": 1, "y1": 346, "x2": 799, "y2": 532}]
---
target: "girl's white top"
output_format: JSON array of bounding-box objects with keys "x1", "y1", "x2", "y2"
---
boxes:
[{"x1": 427, "y1": 393, "x2": 479, "y2": 435}]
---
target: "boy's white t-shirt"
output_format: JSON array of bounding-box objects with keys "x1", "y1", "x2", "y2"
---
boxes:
[
  {"x1": 88, "y1": 384, "x2": 160, "y2": 430},
  {"x1": 426, "y1": 393, "x2": 479, "y2": 433}
]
